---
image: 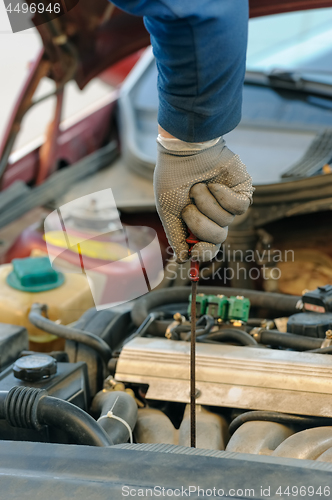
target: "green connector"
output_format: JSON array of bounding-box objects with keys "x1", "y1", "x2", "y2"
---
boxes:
[
  {"x1": 188, "y1": 293, "x2": 251, "y2": 322},
  {"x1": 227, "y1": 295, "x2": 250, "y2": 322},
  {"x1": 188, "y1": 293, "x2": 208, "y2": 317},
  {"x1": 206, "y1": 294, "x2": 228, "y2": 320}
]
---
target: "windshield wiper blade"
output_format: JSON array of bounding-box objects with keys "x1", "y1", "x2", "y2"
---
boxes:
[{"x1": 245, "y1": 70, "x2": 332, "y2": 99}]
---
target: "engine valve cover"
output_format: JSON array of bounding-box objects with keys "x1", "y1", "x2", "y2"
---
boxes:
[{"x1": 115, "y1": 337, "x2": 332, "y2": 417}]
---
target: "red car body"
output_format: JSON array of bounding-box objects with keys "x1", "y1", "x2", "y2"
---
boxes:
[{"x1": 1, "y1": 0, "x2": 330, "y2": 191}]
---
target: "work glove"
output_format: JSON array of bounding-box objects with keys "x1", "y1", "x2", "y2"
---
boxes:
[{"x1": 154, "y1": 138, "x2": 254, "y2": 263}]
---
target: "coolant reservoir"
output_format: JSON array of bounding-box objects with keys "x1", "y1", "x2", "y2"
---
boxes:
[{"x1": 0, "y1": 256, "x2": 94, "y2": 351}]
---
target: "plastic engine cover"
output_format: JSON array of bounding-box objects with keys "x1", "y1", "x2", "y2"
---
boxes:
[
  {"x1": 0, "y1": 323, "x2": 28, "y2": 371},
  {"x1": 0, "y1": 358, "x2": 89, "y2": 443}
]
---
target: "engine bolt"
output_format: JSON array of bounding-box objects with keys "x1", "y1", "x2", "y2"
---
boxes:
[
  {"x1": 189, "y1": 388, "x2": 201, "y2": 399},
  {"x1": 326, "y1": 329, "x2": 332, "y2": 339}
]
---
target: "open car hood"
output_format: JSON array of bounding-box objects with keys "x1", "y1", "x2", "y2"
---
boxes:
[{"x1": 32, "y1": 0, "x2": 332, "y2": 89}]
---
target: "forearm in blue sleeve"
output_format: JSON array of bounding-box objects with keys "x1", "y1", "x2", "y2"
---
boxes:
[{"x1": 111, "y1": 1, "x2": 249, "y2": 142}]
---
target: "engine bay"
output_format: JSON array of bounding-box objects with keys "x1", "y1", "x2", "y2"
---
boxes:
[{"x1": 2, "y1": 284, "x2": 332, "y2": 465}]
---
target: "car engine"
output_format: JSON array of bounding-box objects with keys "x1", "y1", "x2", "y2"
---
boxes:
[{"x1": 2, "y1": 284, "x2": 332, "y2": 466}]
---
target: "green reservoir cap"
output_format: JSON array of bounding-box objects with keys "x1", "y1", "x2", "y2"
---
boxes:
[{"x1": 7, "y1": 257, "x2": 65, "y2": 292}]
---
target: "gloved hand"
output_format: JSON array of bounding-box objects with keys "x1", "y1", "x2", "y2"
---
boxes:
[{"x1": 154, "y1": 138, "x2": 254, "y2": 263}]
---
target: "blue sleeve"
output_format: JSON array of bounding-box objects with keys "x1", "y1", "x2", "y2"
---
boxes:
[{"x1": 112, "y1": 1, "x2": 249, "y2": 142}]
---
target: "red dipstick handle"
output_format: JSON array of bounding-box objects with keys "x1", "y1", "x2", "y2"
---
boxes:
[{"x1": 186, "y1": 229, "x2": 200, "y2": 282}]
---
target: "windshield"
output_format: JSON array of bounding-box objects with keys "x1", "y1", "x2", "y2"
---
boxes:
[{"x1": 246, "y1": 8, "x2": 332, "y2": 84}]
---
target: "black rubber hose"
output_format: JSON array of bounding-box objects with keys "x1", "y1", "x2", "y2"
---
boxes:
[
  {"x1": 37, "y1": 396, "x2": 112, "y2": 446},
  {"x1": 1, "y1": 387, "x2": 112, "y2": 447},
  {"x1": 174, "y1": 315, "x2": 215, "y2": 339},
  {"x1": 131, "y1": 287, "x2": 300, "y2": 330},
  {"x1": 29, "y1": 304, "x2": 112, "y2": 366},
  {"x1": 229, "y1": 410, "x2": 332, "y2": 436},
  {"x1": 0, "y1": 391, "x2": 7, "y2": 415},
  {"x1": 122, "y1": 312, "x2": 162, "y2": 346},
  {"x1": 199, "y1": 329, "x2": 258, "y2": 346},
  {"x1": 307, "y1": 345, "x2": 332, "y2": 354},
  {"x1": 196, "y1": 315, "x2": 215, "y2": 335},
  {"x1": 91, "y1": 391, "x2": 138, "y2": 445},
  {"x1": 254, "y1": 329, "x2": 322, "y2": 351}
]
